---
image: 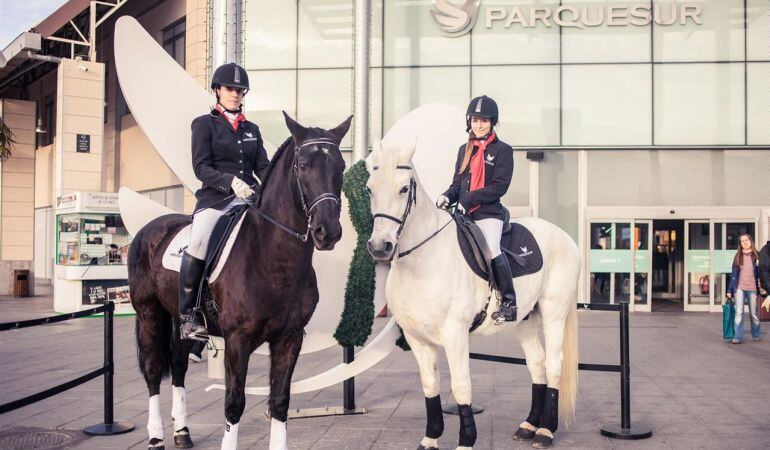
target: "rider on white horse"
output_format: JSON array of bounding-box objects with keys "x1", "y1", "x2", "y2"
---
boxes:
[
  {"x1": 179, "y1": 63, "x2": 270, "y2": 340},
  {"x1": 435, "y1": 95, "x2": 518, "y2": 322}
]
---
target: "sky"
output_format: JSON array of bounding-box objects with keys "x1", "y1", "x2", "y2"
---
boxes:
[{"x1": 0, "y1": 0, "x2": 69, "y2": 49}]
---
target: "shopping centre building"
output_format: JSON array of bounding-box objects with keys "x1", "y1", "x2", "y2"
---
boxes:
[{"x1": 0, "y1": 0, "x2": 767, "y2": 312}]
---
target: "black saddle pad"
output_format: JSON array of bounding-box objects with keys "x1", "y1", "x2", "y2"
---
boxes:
[
  {"x1": 203, "y1": 204, "x2": 249, "y2": 278},
  {"x1": 456, "y1": 216, "x2": 543, "y2": 282}
]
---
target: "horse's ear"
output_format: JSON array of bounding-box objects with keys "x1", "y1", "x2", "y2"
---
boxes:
[
  {"x1": 402, "y1": 135, "x2": 417, "y2": 162},
  {"x1": 365, "y1": 141, "x2": 381, "y2": 172},
  {"x1": 283, "y1": 111, "x2": 308, "y2": 144},
  {"x1": 329, "y1": 115, "x2": 353, "y2": 144}
]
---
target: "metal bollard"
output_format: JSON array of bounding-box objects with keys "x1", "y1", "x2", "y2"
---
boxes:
[
  {"x1": 84, "y1": 301, "x2": 134, "y2": 436},
  {"x1": 600, "y1": 301, "x2": 652, "y2": 440}
]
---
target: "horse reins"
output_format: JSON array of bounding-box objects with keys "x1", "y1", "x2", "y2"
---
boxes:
[
  {"x1": 371, "y1": 165, "x2": 453, "y2": 260},
  {"x1": 195, "y1": 137, "x2": 341, "y2": 243},
  {"x1": 249, "y1": 137, "x2": 341, "y2": 243}
]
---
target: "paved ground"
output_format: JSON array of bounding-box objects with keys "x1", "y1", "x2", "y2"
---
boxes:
[{"x1": 1, "y1": 285, "x2": 769, "y2": 449}]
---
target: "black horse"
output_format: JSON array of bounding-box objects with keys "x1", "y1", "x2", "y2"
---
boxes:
[{"x1": 128, "y1": 113, "x2": 351, "y2": 450}]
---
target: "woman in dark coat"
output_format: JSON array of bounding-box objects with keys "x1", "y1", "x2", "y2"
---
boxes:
[
  {"x1": 436, "y1": 95, "x2": 517, "y2": 322},
  {"x1": 179, "y1": 63, "x2": 269, "y2": 339}
]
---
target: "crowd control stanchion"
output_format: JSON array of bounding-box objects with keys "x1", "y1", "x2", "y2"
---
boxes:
[
  {"x1": 84, "y1": 301, "x2": 134, "y2": 436},
  {"x1": 599, "y1": 301, "x2": 652, "y2": 440}
]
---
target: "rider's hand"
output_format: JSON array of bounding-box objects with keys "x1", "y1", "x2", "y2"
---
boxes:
[
  {"x1": 231, "y1": 177, "x2": 255, "y2": 200},
  {"x1": 436, "y1": 195, "x2": 450, "y2": 210},
  {"x1": 457, "y1": 202, "x2": 467, "y2": 215}
]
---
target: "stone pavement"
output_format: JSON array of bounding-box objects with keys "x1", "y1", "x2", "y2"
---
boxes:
[{"x1": 1, "y1": 286, "x2": 769, "y2": 449}]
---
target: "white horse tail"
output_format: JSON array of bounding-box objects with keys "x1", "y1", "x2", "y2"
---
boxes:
[{"x1": 559, "y1": 305, "x2": 578, "y2": 427}]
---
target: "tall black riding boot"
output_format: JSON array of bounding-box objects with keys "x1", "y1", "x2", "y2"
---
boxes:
[
  {"x1": 179, "y1": 252, "x2": 208, "y2": 340},
  {"x1": 490, "y1": 254, "x2": 517, "y2": 322}
]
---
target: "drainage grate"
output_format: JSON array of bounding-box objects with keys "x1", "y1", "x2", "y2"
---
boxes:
[{"x1": 0, "y1": 427, "x2": 91, "y2": 449}]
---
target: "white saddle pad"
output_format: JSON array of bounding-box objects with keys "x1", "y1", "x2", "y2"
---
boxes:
[{"x1": 161, "y1": 214, "x2": 247, "y2": 283}]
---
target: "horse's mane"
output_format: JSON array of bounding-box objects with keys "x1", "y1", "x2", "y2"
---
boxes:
[{"x1": 257, "y1": 137, "x2": 293, "y2": 207}]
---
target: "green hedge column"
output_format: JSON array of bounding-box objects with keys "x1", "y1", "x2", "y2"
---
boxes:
[{"x1": 334, "y1": 160, "x2": 376, "y2": 347}]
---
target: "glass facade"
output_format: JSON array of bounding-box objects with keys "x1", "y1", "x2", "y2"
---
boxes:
[{"x1": 243, "y1": 0, "x2": 769, "y2": 150}]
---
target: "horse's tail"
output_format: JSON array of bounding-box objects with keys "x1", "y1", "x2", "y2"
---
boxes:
[
  {"x1": 134, "y1": 308, "x2": 173, "y2": 381},
  {"x1": 559, "y1": 305, "x2": 578, "y2": 427}
]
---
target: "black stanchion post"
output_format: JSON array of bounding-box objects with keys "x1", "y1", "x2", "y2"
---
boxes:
[
  {"x1": 84, "y1": 302, "x2": 134, "y2": 436},
  {"x1": 343, "y1": 346, "x2": 355, "y2": 413},
  {"x1": 600, "y1": 301, "x2": 652, "y2": 440}
]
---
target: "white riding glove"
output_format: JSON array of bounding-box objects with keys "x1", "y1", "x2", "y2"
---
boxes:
[
  {"x1": 457, "y1": 202, "x2": 467, "y2": 215},
  {"x1": 231, "y1": 177, "x2": 254, "y2": 200},
  {"x1": 436, "y1": 195, "x2": 450, "y2": 210}
]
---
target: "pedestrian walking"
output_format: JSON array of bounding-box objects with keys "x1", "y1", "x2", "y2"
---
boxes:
[{"x1": 726, "y1": 234, "x2": 761, "y2": 343}]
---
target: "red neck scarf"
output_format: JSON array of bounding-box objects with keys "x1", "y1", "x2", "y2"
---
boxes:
[
  {"x1": 468, "y1": 131, "x2": 496, "y2": 212},
  {"x1": 214, "y1": 103, "x2": 246, "y2": 131}
]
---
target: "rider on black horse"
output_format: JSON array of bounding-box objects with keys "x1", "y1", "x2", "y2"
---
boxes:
[
  {"x1": 179, "y1": 63, "x2": 270, "y2": 340},
  {"x1": 436, "y1": 95, "x2": 517, "y2": 322}
]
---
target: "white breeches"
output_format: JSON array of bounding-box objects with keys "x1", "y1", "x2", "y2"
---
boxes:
[
  {"x1": 187, "y1": 198, "x2": 244, "y2": 259},
  {"x1": 476, "y1": 218, "x2": 503, "y2": 258}
]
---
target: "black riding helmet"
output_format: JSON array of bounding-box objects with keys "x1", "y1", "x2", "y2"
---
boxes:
[
  {"x1": 465, "y1": 95, "x2": 498, "y2": 133},
  {"x1": 211, "y1": 63, "x2": 250, "y2": 91}
]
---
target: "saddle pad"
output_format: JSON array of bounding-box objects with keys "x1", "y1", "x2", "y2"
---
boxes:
[
  {"x1": 161, "y1": 211, "x2": 247, "y2": 284},
  {"x1": 500, "y1": 223, "x2": 543, "y2": 278},
  {"x1": 456, "y1": 220, "x2": 543, "y2": 282}
]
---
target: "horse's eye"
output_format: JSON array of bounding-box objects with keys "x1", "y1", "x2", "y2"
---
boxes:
[
  {"x1": 364, "y1": 186, "x2": 372, "y2": 195},
  {"x1": 399, "y1": 186, "x2": 409, "y2": 194},
  {"x1": 298, "y1": 163, "x2": 308, "y2": 171}
]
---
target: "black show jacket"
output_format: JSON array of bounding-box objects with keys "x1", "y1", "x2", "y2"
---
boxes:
[
  {"x1": 190, "y1": 110, "x2": 270, "y2": 211},
  {"x1": 441, "y1": 136, "x2": 514, "y2": 221}
]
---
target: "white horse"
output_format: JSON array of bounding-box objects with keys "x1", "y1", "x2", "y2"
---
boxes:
[{"x1": 365, "y1": 142, "x2": 580, "y2": 449}]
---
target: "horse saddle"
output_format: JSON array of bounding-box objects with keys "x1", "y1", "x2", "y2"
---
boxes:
[
  {"x1": 161, "y1": 204, "x2": 249, "y2": 284},
  {"x1": 455, "y1": 209, "x2": 544, "y2": 283}
]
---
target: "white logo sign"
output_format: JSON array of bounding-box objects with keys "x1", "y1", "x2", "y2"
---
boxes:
[
  {"x1": 430, "y1": 0, "x2": 482, "y2": 36},
  {"x1": 431, "y1": 1, "x2": 702, "y2": 37}
]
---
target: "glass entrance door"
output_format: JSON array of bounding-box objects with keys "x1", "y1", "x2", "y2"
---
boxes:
[
  {"x1": 589, "y1": 220, "x2": 650, "y2": 311},
  {"x1": 633, "y1": 220, "x2": 652, "y2": 312},
  {"x1": 684, "y1": 221, "x2": 711, "y2": 311}
]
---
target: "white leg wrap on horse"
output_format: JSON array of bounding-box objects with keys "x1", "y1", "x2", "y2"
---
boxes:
[
  {"x1": 171, "y1": 386, "x2": 187, "y2": 431},
  {"x1": 147, "y1": 395, "x2": 164, "y2": 440},
  {"x1": 221, "y1": 421, "x2": 239, "y2": 450},
  {"x1": 269, "y1": 419, "x2": 288, "y2": 450},
  {"x1": 420, "y1": 436, "x2": 438, "y2": 448}
]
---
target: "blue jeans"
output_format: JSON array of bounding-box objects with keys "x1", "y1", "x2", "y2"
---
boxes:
[{"x1": 734, "y1": 289, "x2": 760, "y2": 341}]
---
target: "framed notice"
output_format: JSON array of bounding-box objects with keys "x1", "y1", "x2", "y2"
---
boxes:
[
  {"x1": 76, "y1": 134, "x2": 90, "y2": 153},
  {"x1": 82, "y1": 279, "x2": 133, "y2": 314}
]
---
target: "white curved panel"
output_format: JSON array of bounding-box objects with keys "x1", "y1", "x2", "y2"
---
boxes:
[
  {"x1": 118, "y1": 187, "x2": 176, "y2": 236},
  {"x1": 206, "y1": 318, "x2": 399, "y2": 395}
]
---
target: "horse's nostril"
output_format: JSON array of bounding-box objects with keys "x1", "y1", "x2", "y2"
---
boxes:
[{"x1": 383, "y1": 242, "x2": 393, "y2": 253}]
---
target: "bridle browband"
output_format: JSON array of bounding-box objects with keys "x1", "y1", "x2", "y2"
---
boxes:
[
  {"x1": 246, "y1": 137, "x2": 341, "y2": 243},
  {"x1": 371, "y1": 165, "x2": 453, "y2": 260}
]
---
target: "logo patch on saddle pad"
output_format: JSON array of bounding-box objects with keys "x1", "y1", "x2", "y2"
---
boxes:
[{"x1": 519, "y1": 246, "x2": 533, "y2": 257}]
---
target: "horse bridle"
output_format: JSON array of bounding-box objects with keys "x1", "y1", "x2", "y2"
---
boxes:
[
  {"x1": 371, "y1": 165, "x2": 453, "y2": 260},
  {"x1": 247, "y1": 137, "x2": 341, "y2": 243}
]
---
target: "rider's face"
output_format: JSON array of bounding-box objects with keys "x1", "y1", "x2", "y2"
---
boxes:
[
  {"x1": 471, "y1": 117, "x2": 491, "y2": 138},
  {"x1": 217, "y1": 85, "x2": 245, "y2": 110}
]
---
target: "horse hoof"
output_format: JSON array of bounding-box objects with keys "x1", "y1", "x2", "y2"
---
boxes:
[
  {"x1": 513, "y1": 427, "x2": 536, "y2": 441},
  {"x1": 148, "y1": 437, "x2": 165, "y2": 449},
  {"x1": 532, "y1": 434, "x2": 553, "y2": 448},
  {"x1": 173, "y1": 427, "x2": 194, "y2": 448}
]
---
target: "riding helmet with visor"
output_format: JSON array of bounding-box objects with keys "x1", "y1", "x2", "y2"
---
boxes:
[{"x1": 465, "y1": 95, "x2": 498, "y2": 133}]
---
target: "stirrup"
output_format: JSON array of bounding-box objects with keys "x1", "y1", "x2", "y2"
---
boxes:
[
  {"x1": 180, "y1": 316, "x2": 208, "y2": 342},
  {"x1": 491, "y1": 303, "x2": 517, "y2": 325}
]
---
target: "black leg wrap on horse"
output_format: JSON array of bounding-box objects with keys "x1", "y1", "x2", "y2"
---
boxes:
[
  {"x1": 425, "y1": 395, "x2": 444, "y2": 439},
  {"x1": 526, "y1": 383, "x2": 548, "y2": 427},
  {"x1": 539, "y1": 388, "x2": 559, "y2": 433},
  {"x1": 457, "y1": 404, "x2": 477, "y2": 447}
]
